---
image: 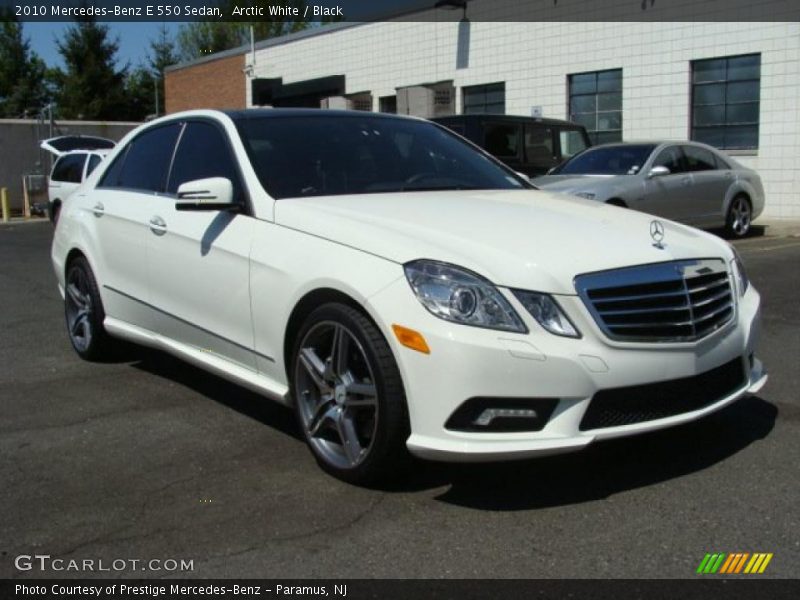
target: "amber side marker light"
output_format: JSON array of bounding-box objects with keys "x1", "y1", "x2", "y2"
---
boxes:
[{"x1": 392, "y1": 324, "x2": 430, "y2": 354}]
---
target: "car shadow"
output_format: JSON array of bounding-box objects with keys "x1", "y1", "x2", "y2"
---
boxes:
[
  {"x1": 418, "y1": 395, "x2": 777, "y2": 510},
  {"x1": 710, "y1": 224, "x2": 766, "y2": 240},
  {"x1": 122, "y1": 346, "x2": 776, "y2": 509},
  {"x1": 129, "y1": 347, "x2": 302, "y2": 441}
]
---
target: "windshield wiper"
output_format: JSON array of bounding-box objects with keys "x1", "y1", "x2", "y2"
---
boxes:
[{"x1": 399, "y1": 185, "x2": 481, "y2": 192}]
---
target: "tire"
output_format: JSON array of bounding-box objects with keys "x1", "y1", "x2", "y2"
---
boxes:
[
  {"x1": 290, "y1": 302, "x2": 410, "y2": 485},
  {"x1": 725, "y1": 194, "x2": 752, "y2": 238},
  {"x1": 64, "y1": 256, "x2": 115, "y2": 361}
]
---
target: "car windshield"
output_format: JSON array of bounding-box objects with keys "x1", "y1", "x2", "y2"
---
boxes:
[
  {"x1": 553, "y1": 144, "x2": 656, "y2": 175},
  {"x1": 235, "y1": 115, "x2": 526, "y2": 199}
]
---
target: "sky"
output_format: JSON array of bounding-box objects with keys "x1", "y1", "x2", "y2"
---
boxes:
[
  {"x1": 21, "y1": 1, "x2": 435, "y2": 69},
  {"x1": 26, "y1": 22, "x2": 185, "y2": 70}
]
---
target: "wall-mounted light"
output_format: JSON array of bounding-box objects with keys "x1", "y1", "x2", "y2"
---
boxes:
[{"x1": 434, "y1": 0, "x2": 467, "y2": 19}]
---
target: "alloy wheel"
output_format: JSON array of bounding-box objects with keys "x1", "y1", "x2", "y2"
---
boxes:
[
  {"x1": 294, "y1": 321, "x2": 379, "y2": 470},
  {"x1": 65, "y1": 267, "x2": 94, "y2": 353},
  {"x1": 730, "y1": 196, "x2": 752, "y2": 237}
]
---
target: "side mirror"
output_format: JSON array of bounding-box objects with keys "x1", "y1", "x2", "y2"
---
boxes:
[
  {"x1": 175, "y1": 177, "x2": 238, "y2": 211},
  {"x1": 647, "y1": 165, "x2": 671, "y2": 179}
]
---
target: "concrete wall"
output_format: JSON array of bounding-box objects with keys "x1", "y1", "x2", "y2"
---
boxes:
[
  {"x1": 0, "y1": 119, "x2": 138, "y2": 212},
  {"x1": 243, "y1": 18, "x2": 800, "y2": 219},
  {"x1": 165, "y1": 53, "x2": 246, "y2": 114}
]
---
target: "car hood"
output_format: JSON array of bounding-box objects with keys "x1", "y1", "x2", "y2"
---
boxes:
[
  {"x1": 274, "y1": 189, "x2": 730, "y2": 295},
  {"x1": 533, "y1": 174, "x2": 621, "y2": 194}
]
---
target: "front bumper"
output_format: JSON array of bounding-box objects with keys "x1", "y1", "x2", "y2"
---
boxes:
[{"x1": 367, "y1": 277, "x2": 765, "y2": 462}]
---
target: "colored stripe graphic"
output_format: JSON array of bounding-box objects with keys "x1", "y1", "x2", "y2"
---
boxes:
[
  {"x1": 700, "y1": 553, "x2": 773, "y2": 574},
  {"x1": 735, "y1": 553, "x2": 749, "y2": 573},
  {"x1": 710, "y1": 553, "x2": 726, "y2": 573},
  {"x1": 697, "y1": 554, "x2": 712, "y2": 574},
  {"x1": 758, "y1": 554, "x2": 773, "y2": 573},
  {"x1": 719, "y1": 554, "x2": 736, "y2": 574}
]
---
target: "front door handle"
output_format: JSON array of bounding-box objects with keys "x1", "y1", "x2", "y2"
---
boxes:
[
  {"x1": 149, "y1": 215, "x2": 167, "y2": 236},
  {"x1": 92, "y1": 202, "x2": 104, "y2": 217}
]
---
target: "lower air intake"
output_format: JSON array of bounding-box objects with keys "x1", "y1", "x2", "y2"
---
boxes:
[{"x1": 579, "y1": 357, "x2": 747, "y2": 431}]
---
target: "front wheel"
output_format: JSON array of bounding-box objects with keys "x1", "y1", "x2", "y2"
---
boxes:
[
  {"x1": 725, "y1": 195, "x2": 752, "y2": 238},
  {"x1": 291, "y1": 303, "x2": 410, "y2": 484}
]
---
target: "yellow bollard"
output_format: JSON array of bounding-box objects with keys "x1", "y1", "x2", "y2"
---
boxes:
[{"x1": 1, "y1": 188, "x2": 9, "y2": 223}]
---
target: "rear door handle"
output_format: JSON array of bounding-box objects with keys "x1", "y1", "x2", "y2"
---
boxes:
[
  {"x1": 92, "y1": 202, "x2": 104, "y2": 217},
  {"x1": 681, "y1": 177, "x2": 692, "y2": 186},
  {"x1": 149, "y1": 215, "x2": 167, "y2": 236}
]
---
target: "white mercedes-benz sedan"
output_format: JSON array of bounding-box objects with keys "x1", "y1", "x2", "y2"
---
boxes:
[{"x1": 52, "y1": 109, "x2": 767, "y2": 484}]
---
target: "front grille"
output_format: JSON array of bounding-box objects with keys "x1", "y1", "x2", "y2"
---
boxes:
[
  {"x1": 579, "y1": 357, "x2": 747, "y2": 431},
  {"x1": 575, "y1": 259, "x2": 734, "y2": 342}
]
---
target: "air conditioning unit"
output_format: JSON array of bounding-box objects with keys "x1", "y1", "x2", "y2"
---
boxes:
[
  {"x1": 396, "y1": 81, "x2": 455, "y2": 118},
  {"x1": 321, "y1": 96, "x2": 350, "y2": 110}
]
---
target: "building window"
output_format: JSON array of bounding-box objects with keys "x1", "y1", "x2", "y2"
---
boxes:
[
  {"x1": 463, "y1": 82, "x2": 505, "y2": 115},
  {"x1": 691, "y1": 54, "x2": 760, "y2": 150},
  {"x1": 379, "y1": 95, "x2": 397, "y2": 114},
  {"x1": 568, "y1": 69, "x2": 622, "y2": 145}
]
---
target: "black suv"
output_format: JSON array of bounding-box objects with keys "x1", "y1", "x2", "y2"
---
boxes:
[{"x1": 432, "y1": 114, "x2": 591, "y2": 178}]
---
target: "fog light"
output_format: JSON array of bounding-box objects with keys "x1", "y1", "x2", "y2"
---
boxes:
[
  {"x1": 445, "y1": 397, "x2": 558, "y2": 432},
  {"x1": 474, "y1": 408, "x2": 538, "y2": 427}
]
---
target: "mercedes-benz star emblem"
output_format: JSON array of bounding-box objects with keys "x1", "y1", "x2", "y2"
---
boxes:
[{"x1": 650, "y1": 220, "x2": 665, "y2": 248}]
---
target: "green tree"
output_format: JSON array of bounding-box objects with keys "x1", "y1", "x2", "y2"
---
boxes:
[
  {"x1": 177, "y1": 1, "x2": 311, "y2": 61},
  {"x1": 123, "y1": 66, "x2": 157, "y2": 121},
  {"x1": 149, "y1": 23, "x2": 178, "y2": 116},
  {"x1": 54, "y1": 17, "x2": 128, "y2": 120},
  {"x1": 0, "y1": 20, "x2": 47, "y2": 118}
]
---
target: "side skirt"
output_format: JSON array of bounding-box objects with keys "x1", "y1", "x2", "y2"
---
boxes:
[{"x1": 104, "y1": 317, "x2": 291, "y2": 406}]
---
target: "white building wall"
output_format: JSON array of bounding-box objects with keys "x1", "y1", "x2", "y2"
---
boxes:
[{"x1": 250, "y1": 19, "x2": 800, "y2": 218}]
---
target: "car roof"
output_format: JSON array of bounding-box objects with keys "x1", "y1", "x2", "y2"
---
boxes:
[
  {"x1": 590, "y1": 140, "x2": 715, "y2": 148},
  {"x1": 223, "y1": 108, "x2": 424, "y2": 123},
  {"x1": 431, "y1": 113, "x2": 584, "y2": 128}
]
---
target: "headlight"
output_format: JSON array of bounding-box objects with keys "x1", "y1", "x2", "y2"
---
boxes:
[
  {"x1": 730, "y1": 247, "x2": 749, "y2": 297},
  {"x1": 512, "y1": 290, "x2": 581, "y2": 338},
  {"x1": 575, "y1": 191, "x2": 596, "y2": 200},
  {"x1": 404, "y1": 260, "x2": 527, "y2": 333}
]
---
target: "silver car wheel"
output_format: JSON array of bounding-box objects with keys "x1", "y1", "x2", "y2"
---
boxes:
[
  {"x1": 730, "y1": 196, "x2": 752, "y2": 237},
  {"x1": 65, "y1": 267, "x2": 93, "y2": 352},
  {"x1": 294, "y1": 321, "x2": 379, "y2": 470}
]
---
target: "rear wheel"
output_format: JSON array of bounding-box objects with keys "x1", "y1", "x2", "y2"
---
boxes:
[
  {"x1": 291, "y1": 303, "x2": 410, "y2": 484},
  {"x1": 64, "y1": 257, "x2": 114, "y2": 360},
  {"x1": 725, "y1": 195, "x2": 752, "y2": 238}
]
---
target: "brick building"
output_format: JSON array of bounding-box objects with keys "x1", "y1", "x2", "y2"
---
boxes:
[
  {"x1": 165, "y1": 52, "x2": 246, "y2": 114},
  {"x1": 163, "y1": 0, "x2": 800, "y2": 218}
]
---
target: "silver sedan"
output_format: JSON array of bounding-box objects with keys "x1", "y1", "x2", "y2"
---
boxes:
[{"x1": 533, "y1": 141, "x2": 765, "y2": 237}]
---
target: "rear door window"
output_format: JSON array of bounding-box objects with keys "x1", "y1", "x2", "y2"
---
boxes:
[
  {"x1": 558, "y1": 129, "x2": 589, "y2": 159},
  {"x1": 682, "y1": 145, "x2": 717, "y2": 172},
  {"x1": 483, "y1": 122, "x2": 521, "y2": 159},
  {"x1": 52, "y1": 154, "x2": 87, "y2": 183},
  {"x1": 100, "y1": 124, "x2": 181, "y2": 192},
  {"x1": 652, "y1": 146, "x2": 686, "y2": 174},
  {"x1": 523, "y1": 125, "x2": 555, "y2": 168}
]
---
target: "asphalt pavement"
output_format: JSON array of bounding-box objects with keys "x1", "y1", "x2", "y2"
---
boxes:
[{"x1": 1, "y1": 220, "x2": 798, "y2": 579}]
